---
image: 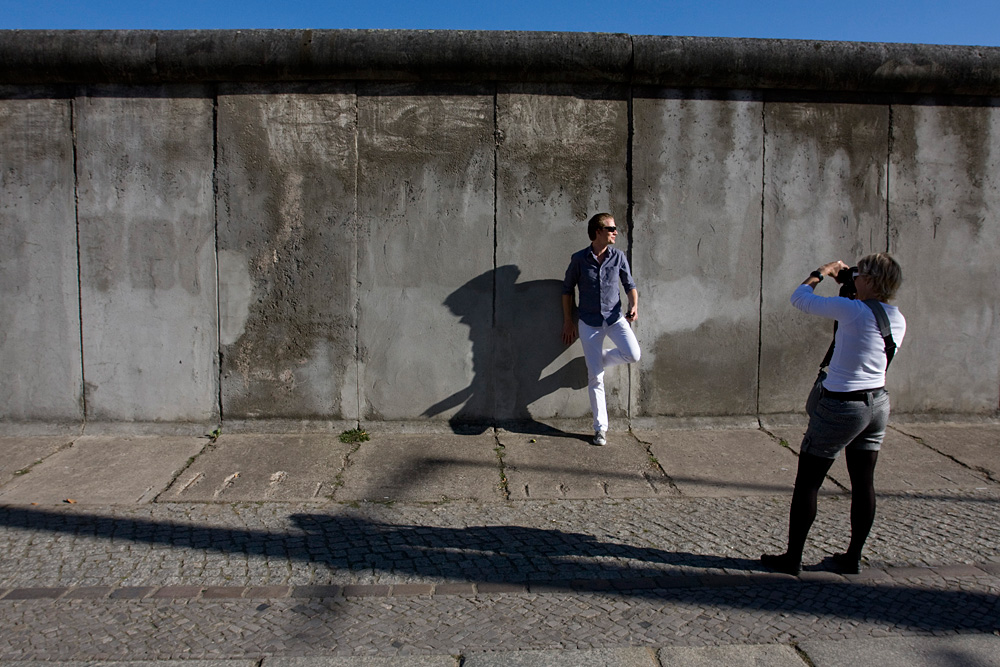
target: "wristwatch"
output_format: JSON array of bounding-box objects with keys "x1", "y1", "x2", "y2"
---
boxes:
[{"x1": 809, "y1": 270, "x2": 824, "y2": 282}]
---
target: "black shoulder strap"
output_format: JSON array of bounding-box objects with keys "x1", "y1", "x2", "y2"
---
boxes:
[
  {"x1": 819, "y1": 301, "x2": 896, "y2": 370},
  {"x1": 862, "y1": 299, "x2": 896, "y2": 367},
  {"x1": 819, "y1": 322, "x2": 838, "y2": 370}
]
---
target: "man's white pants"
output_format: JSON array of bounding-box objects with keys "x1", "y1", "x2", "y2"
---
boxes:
[{"x1": 577, "y1": 316, "x2": 641, "y2": 433}]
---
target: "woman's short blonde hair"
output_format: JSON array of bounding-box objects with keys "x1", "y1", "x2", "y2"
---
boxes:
[{"x1": 857, "y1": 252, "x2": 903, "y2": 302}]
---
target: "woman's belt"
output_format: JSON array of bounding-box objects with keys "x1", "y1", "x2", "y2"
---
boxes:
[{"x1": 822, "y1": 387, "x2": 886, "y2": 403}]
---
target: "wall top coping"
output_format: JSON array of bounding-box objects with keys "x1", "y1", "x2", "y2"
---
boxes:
[{"x1": 1, "y1": 30, "x2": 999, "y2": 96}]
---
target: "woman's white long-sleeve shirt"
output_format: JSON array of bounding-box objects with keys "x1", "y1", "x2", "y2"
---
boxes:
[{"x1": 791, "y1": 284, "x2": 907, "y2": 392}]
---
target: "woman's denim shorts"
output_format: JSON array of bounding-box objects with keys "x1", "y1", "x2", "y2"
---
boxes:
[{"x1": 800, "y1": 388, "x2": 891, "y2": 460}]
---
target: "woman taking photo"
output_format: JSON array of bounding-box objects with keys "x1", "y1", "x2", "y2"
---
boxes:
[{"x1": 762, "y1": 252, "x2": 906, "y2": 575}]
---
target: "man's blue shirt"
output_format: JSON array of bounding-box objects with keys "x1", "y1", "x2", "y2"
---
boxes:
[{"x1": 562, "y1": 245, "x2": 636, "y2": 327}]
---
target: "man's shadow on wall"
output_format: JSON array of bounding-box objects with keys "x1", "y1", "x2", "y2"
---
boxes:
[{"x1": 422, "y1": 265, "x2": 589, "y2": 440}]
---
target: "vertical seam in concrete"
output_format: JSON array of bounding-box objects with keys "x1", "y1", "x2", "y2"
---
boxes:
[
  {"x1": 492, "y1": 83, "x2": 499, "y2": 330},
  {"x1": 756, "y1": 99, "x2": 768, "y2": 417},
  {"x1": 212, "y1": 87, "x2": 224, "y2": 425},
  {"x1": 626, "y1": 72, "x2": 635, "y2": 427},
  {"x1": 354, "y1": 83, "x2": 362, "y2": 426},
  {"x1": 492, "y1": 83, "x2": 500, "y2": 425},
  {"x1": 886, "y1": 104, "x2": 894, "y2": 252},
  {"x1": 70, "y1": 94, "x2": 88, "y2": 427}
]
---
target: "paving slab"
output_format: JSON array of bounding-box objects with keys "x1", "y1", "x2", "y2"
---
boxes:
[
  {"x1": 162, "y1": 434, "x2": 350, "y2": 502},
  {"x1": 656, "y1": 643, "x2": 806, "y2": 666},
  {"x1": 498, "y1": 431, "x2": 670, "y2": 499},
  {"x1": 764, "y1": 425, "x2": 991, "y2": 492},
  {"x1": 0, "y1": 662, "x2": 259, "y2": 667},
  {"x1": 463, "y1": 648, "x2": 657, "y2": 666},
  {"x1": 0, "y1": 435, "x2": 205, "y2": 506},
  {"x1": 265, "y1": 658, "x2": 458, "y2": 666},
  {"x1": 635, "y1": 429, "x2": 799, "y2": 497},
  {"x1": 799, "y1": 635, "x2": 1000, "y2": 667},
  {"x1": 0, "y1": 436, "x2": 73, "y2": 485},
  {"x1": 334, "y1": 433, "x2": 502, "y2": 502},
  {"x1": 891, "y1": 423, "x2": 1000, "y2": 481}
]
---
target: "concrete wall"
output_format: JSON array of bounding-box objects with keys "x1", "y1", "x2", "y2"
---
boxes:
[{"x1": 1, "y1": 31, "x2": 999, "y2": 427}]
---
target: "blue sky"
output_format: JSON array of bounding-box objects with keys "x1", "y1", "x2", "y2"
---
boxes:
[{"x1": 1, "y1": 0, "x2": 997, "y2": 47}]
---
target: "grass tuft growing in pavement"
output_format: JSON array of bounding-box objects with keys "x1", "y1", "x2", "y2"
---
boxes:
[{"x1": 339, "y1": 427, "x2": 370, "y2": 444}]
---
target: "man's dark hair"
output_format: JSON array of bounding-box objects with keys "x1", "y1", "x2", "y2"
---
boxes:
[{"x1": 587, "y1": 212, "x2": 614, "y2": 241}]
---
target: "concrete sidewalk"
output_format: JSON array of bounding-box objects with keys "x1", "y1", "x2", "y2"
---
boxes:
[
  {"x1": 0, "y1": 418, "x2": 996, "y2": 506},
  {"x1": 0, "y1": 418, "x2": 997, "y2": 666}
]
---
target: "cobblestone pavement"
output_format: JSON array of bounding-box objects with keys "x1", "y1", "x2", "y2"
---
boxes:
[{"x1": 1, "y1": 489, "x2": 999, "y2": 660}]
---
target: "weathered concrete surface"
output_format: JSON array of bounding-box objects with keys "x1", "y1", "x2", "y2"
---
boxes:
[
  {"x1": 162, "y1": 434, "x2": 352, "y2": 502},
  {"x1": 495, "y1": 84, "x2": 628, "y2": 422},
  {"x1": 0, "y1": 436, "x2": 71, "y2": 484},
  {"x1": 76, "y1": 88, "x2": 218, "y2": 422},
  {"x1": 6, "y1": 32, "x2": 1000, "y2": 96},
  {"x1": 759, "y1": 101, "x2": 890, "y2": 414},
  {"x1": 636, "y1": 428, "x2": 798, "y2": 497},
  {"x1": 217, "y1": 85, "x2": 359, "y2": 420},
  {"x1": 765, "y1": 424, "x2": 992, "y2": 491},
  {"x1": 334, "y1": 433, "x2": 502, "y2": 502},
  {"x1": 358, "y1": 85, "x2": 495, "y2": 423},
  {"x1": 0, "y1": 422, "x2": 995, "y2": 507},
  {"x1": 0, "y1": 95, "x2": 82, "y2": 421},
  {"x1": 799, "y1": 635, "x2": 1000, "y2": 667},
  {"x1": 268, "y1": 658, "x2": 459, "y2": 667},
  {"x1": 463, "y1": 647, "x2": 658, "y2": 666},
  {"x1": 890, "y1": 422, "x2": 1000, "y2": 481},
  {"x1": 889, "y1": 104, "x2": 1000, "y2": 415},
  {"x1": 632, "y1": 90, "x2": 764, "y2": 416},
  {"x1": 631, "y1": 35, "x2": 1000, "y2": 95},
  {"x1": 499, "y1": 430, "x2": 670, "y2": 500},
  {"x1": 3, "y1": 33, "x2": 1000, "y2": 427},
  {"x1": 0, "y1": 30, "x2": 635, "y2": 86},
  {"x1": 656, "y1": 644, "x2": 805, "y2": 667},
  {"x1": 0, "y1": 435, "x2": 205, "y2": 505}
]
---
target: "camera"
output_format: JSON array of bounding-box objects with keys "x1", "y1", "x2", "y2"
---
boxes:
[{"x1": 834, "y1": 266, "x2": 858, "y2": 299}]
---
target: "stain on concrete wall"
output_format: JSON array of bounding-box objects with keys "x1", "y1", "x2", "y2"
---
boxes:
[
  {"x1": 889, "y1": 102, "x2": 1000, "y2": 414},
  {"x1": 358, "y1": 85, "x2": 495, "y2": 422},
  {"x1": 633, "y1": 90, "x2": 764, "y2": 416},
  {"x1": 2, "y1": 68, "x2": 999, "y2": 426},
  {"x1": 0, "y1": 94, "x2": 82, "y2": 421},
  {"x1": 76, "y1": 87, "x2": 218, "y2": 422},
  {"x1": 496, "y1": 84, "x2": 629, "y2": 424},
  {"x1": 218, "y1": 84, "x2": 358, "y2": 420},
  {"x1": 759, "y1": 100, "x2": 889, "y2": 414}
]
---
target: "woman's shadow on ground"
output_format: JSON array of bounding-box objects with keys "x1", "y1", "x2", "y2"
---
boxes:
[{"x1": 422, "y1": 265, "x2": 589, "y2": 440}]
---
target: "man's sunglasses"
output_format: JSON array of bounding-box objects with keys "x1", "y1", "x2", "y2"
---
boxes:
[{"x1": 600, "y1": 226, "x2": 618, "y2": 232}]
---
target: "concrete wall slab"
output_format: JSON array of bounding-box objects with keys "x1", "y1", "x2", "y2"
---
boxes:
[
  {"x1": 357, "y1": 85, "x2": 495, "y2": 424},
  {"x1": 759, "y1": 101, "x2": 890, "y2": 413},
  {"x1": 0, "y1": 96, "x2": 82, "y2": 421},
  {"x1": 889, "y1": 103, "x2": 1000, "y2": 414},
  {"x1": 633, "y1": 90, "x2": 764, "y2": 416},
  {"x1": 76, "y1": 87, "x2": 218, "y2": 422},
  {"x1": 217, "y1": 85, "x2": 359, "y2": 420},
  {"x1": 496, "y1": 84, "x2": 629, "y2": 422}
]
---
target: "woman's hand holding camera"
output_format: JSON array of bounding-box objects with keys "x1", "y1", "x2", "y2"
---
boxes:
[{"x1": 818, "y1": 260, "x2": 849, "y2": 278}]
